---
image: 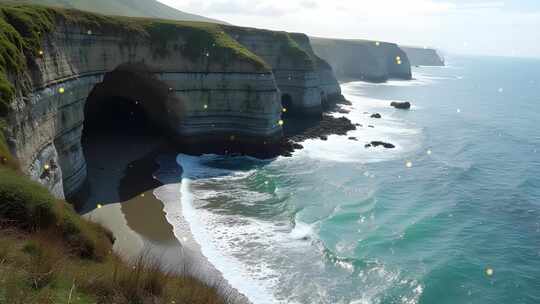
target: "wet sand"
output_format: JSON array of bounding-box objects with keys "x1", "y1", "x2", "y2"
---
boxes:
[{"x1": 79, "y1": 133, "x2": 250, "y2": 303}]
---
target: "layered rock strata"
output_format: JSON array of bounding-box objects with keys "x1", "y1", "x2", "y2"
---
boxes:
[
  {"x1": 1, "y1": 7, "x2": 285, "y2": 198},
  {"x1": 310, "y1": 37, "x2": 412, "y2": 82}
]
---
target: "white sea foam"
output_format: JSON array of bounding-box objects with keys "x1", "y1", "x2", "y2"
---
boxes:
[
  {"x1": 298, "y1": 82, "x2": 423, "y2": 163},
  {"x1": 289, "y1": 220, "x2": 315, "y2": 241},
  {"x1": 166, "y1": 154, "x2": 286, "y2": 304}
]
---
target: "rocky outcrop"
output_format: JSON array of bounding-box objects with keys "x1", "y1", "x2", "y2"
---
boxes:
[
  {"x1": 365, "y1": 141, "x2": 395, "y2": 149},
  {"x1": 0, "y1": 7, "x2": 285, "y2": 198},
  {"x1": 224, "y1": 27, "x2": 340, "y2": 115},
  {"x1": 391, "y1": 101, "x2": 411, "y2": 110},
  {"x1": 310, "y1": 37, "x2": 412, "y2": 82},
  {"x1": 401, "y1": 46, "x2": 444, "y2": 66}
]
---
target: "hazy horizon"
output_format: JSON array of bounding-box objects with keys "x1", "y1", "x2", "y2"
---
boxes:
[{"x1": 156, "y1": 0, "x2": 540, "y2": 59}]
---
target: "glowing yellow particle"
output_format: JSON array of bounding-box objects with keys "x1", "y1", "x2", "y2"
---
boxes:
[
  {"x1": 43, "y1": 164, "x2": 50, "y2": 171},
  {"x1": 87, "y1": 30, "x2": 92, "y2": 35},
  {"x1": 97, "y1": 204, "x2": 102, "y2": 209},
  {"x1": 58, "y1": 87, "x2": 65, "y2": 94},
  {"x1": 204, "y1": 104, "x2": 208, "y2": 109},
  {"x1": 406, "y1": 161, "x2": 413, "y2": 168},
  {"x1": 278, "y1": 120, "x2": 284, "y2": 126},
  {"x1": 141, "y1": 193, "x2": 145, "y2": 198},
  {"x1": 375, "y1": 41, "x2": 380, "y2": 46},
  {"x1": 38, "y1": 50, "x2": 44, "y2": 56},
  {"x1": 396, "y1": 56, "x2": 401, "y2": 61},
  {"x1": 282, "y1": 108, "x2": 287, "y2": 113},
  {"x1": 486, "y1": 268, "x2": 494, "y2": 276},
  {"x1": 397, "y1": 60, "x2": 402, "y2": 65}
]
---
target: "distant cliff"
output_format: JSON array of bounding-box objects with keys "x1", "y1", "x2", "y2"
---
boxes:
[
  {"x1": 0, "y1": 4, "x2": 339, "y2": 198},
  {"x1": 401, "y1": 46, "x2": 444, "y2": 66},
  {"x1": 310, "y1": 37, "x2": 412, "y2": 82}
]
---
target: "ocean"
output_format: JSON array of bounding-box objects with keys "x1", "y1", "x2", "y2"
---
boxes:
[{"x1": 160, "y1": 55, "x2": 540, "y2": 304}]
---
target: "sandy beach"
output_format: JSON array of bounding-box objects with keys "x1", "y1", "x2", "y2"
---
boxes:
[{"x1": 79, "y1": 132, "x2": 250, "y2": 304}]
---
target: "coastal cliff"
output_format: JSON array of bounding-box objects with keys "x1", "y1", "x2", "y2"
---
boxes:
[
  {"x1": 401, "y1": 46, "x2": 445, "y2": 66},
  {"x1": 0, "y1": 4, "x2": 340, "y2": 199},
  {"x1": 0, "y1": 5, "x2": 277, "y2": 198},
  {"x1": 310, "y1": 37, "x2": 412, "y2": 82},
  {"x1": 224, "y1": 27, "x2": 341, "y2": 115}
]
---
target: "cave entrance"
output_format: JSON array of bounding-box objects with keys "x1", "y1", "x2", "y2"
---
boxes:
[
  {"x1": 83, "y1": 96, "x2": 157, "y2": 139},
  {"x1": 281, "y1": 93, "x2": 293, "y2": 117},
  {"x1": 75, "y1": 64, "x2": 176, "y2": 215}
]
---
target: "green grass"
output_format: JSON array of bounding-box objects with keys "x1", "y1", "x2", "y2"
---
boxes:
[
  {"x1": 224, "y1": 25, "x2": 314, "y2": 66},
  {"x1": 0, "y1": 230, "x2": 227, "y2": 304},
  {"x1": 0, "y1": 167, "x2": 113, "y2": 260}
]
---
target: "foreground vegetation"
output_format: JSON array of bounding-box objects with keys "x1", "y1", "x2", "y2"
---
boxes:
[{"x1": 0, "y1": 228, "x2": 227, "y2": 304}]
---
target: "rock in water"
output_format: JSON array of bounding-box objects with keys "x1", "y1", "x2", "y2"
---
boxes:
[
  {"x1": 391, "y1": 101, "x2": 411, "y2": 109},
  {"x1": 370, "y1": 113, "x2": 382, "y2": 118},
  {"x1": 368, "y1": 141, "x2": 396, "y2": 149}
]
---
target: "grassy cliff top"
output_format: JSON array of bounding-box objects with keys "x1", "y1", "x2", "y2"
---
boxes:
[
  {"x1": 223, "y1": 25, "x2": 314, "y2": 66},
  {"x1": 0, "y1": 0, "x2": 226, "y2": 24}
]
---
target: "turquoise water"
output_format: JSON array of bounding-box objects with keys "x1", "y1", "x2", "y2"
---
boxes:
[{"x1": 170, "y1": 56, "x2": 540, "y2": 304}]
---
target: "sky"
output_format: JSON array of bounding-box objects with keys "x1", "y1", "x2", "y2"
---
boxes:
[{"x1": 157, "y1": 0, "x2": 540, "y2": 58}]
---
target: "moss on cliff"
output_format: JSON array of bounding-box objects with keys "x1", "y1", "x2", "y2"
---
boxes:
[
  {"x1": 224, "y1": 25, "x2": 314, "y2": 67},
  {"x1": 143, "y1": 19, "x2": 269, "y2": 69}
]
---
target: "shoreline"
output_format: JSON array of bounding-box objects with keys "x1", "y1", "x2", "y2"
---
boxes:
[
  {"x1": 77, "y1": 97, "x2": 361, "y2": 304},
  {"x1": 80, "y1": 133, "x2": 251, "y2": 304}
]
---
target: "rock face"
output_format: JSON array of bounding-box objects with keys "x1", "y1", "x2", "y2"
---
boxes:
[
  {"x1": 4, "y1": 8, "x2": 324, "y2": 198},
  {"x1": 289, "y1": 33, "x2": 342, "y2": 104},
  {"x1": 224, "y1": 28, "x2": 341, "y2": 115},
  {"x1": 401, "y1": 46, "x2": 445, "y2": 66},
  {"x1": 310, "y1": 37, "x2": 412, "y2": 82}
]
